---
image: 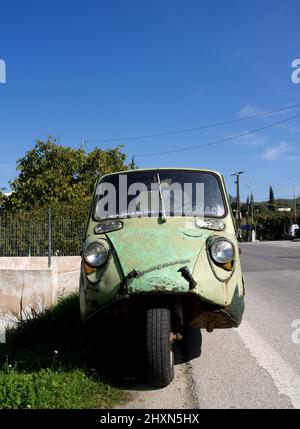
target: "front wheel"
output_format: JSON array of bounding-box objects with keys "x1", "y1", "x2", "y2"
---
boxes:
[{"x1": 146, "y1": 307, "x2": 174, "y2": 387}]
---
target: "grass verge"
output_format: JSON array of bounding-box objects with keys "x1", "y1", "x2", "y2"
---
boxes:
[{"x1": 0, "y1": 293, "x2": 123, "y2": 409}]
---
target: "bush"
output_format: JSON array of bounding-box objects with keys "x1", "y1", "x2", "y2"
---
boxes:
[{"x1": 241, "y1": 213, "x2": 300, "y2": 241}]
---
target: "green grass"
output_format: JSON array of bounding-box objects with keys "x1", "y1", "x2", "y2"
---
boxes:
[
  {"x1": 0, "y1": 294, "x2": 123, "y2": 409},
  {"x1": 0, "y1": 366, "x2": 119, "y2": 409}
]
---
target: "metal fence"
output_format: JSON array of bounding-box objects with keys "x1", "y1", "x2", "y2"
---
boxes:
[{"x1": 0, "y1": 209, "x2": 86, "y2": 258}]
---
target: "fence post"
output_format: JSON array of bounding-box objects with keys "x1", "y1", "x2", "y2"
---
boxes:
[
  {"x1": 48, "y1": 208, "x2": 52, "y2": 268},
  {"x1": 28, "y1": 219, "x2": 32, "y2": 257}
]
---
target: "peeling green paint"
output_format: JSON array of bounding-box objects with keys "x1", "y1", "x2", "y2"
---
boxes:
[
  {"x1": 80, "y1": 168, "x2": 244, "y2": 330},
  {"x1": 106, "y1": 218, "x2": 210, "y2": 274},
  {"x1": 106, "y1": 218, "x2": 210, "y2": 293}
]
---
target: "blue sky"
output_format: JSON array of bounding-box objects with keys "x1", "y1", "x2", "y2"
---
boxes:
[{"x1": 0, "y1": 0, "x2": 300, "y2": 201}]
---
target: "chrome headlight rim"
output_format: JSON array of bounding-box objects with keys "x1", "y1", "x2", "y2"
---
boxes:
[
  {"x1": 83, "y1": 240, "x2": 109, "y2": 267},
  {"x1": 209, "y1": 237, "x2": 235, "y2": 265}
]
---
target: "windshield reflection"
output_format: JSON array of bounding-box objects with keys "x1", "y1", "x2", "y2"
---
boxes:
[{"x1": 94, "y1": 170, "x2": 225, "y2": 220}]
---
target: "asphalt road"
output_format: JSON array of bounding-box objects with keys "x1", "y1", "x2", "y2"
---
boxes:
[{"x1": 189, "y1": 240, "x2": 300, "y2": 409}]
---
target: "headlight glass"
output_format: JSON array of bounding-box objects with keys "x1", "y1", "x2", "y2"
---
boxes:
[
  {"x1": 84, "y1": 241, "x2": 108, "y2": 267},
  {"x1": 210, "y1": 238, "x2": 234, "y2": 264},
  {"x1": 94, "y1": 220, "x2": 123, "y2": 234},
  {"x1": 195, "y1": 218, "x2": 225, "y2": 231}
]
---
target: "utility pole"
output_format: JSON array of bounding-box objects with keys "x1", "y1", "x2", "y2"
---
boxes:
[
  {"x1": 251, "y1": 191, "x2": 254, "y2": 224},
  {"x1": 80, "y1": 139, "x2": 85, "y2": 150},
  {"x1": 293, "y1": 186, "x2": 297, "y2": 223},
  {"x1": 231, "y1": 171, "x2": 244, "y2": 238}
]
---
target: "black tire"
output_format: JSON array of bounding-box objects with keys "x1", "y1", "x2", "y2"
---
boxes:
[{"x1": 146, "y1": 307, "x2": 174, "y2": 387}]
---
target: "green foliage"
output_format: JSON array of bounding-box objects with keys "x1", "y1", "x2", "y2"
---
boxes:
[
  {"x1": 1, "y1": 137, "x2": 135, "y2": 255},
  {"x1": 0, "y1": 367, "x2": 120, "y2": 409},
  {"x1": 268, "y1": 186, "x2": 276, "y2": 211},
  {"x1": 0, "y1": 191, "x2": 6, "y2": 208},
  {"x1": 5, "y1": 136, "x2": 133, "y2": 211},
  {"x1": 240, "y1": 211, "x2": 300, "y2": 241},
  {"x1": 0, "y1": 294, "x2": 123, "y2": 409},
  {"x1": 0, "y1": 207, "x2": 86, "y2": 256},
  {"x1": 255, "y1": 212, "x2": 299, "y2": 241},
  {"x1": 239, "y1": 192, "x2": 300, "y2": 241},
  {"x1": 3, "y1": 294, "x2": 85, "y2": 370}
]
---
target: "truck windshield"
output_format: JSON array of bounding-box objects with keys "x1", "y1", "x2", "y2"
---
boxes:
[{"x1": 93, "y1": 170, "x2": 226, "y2": 219}]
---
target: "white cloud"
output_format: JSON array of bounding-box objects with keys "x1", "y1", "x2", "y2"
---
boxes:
[
  {"x1": 238, "y1": 105, "x2": 263, "y2": 118},
  {"x1": 261, "y1": 141, "x2": 293, "y2": 161},
  {"x1": 276, "y1": 123, "x2": 300, "y2": 133},
  {"x1": 237, "y1": 132, "x2": 268, "y2": 147},
  {"x1": 238, "y1": 105, "x2": 300, "y2": 133}
]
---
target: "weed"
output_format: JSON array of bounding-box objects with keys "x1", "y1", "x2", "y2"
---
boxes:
[{"x1": 0, "y1": 294, "x2": 123, "y2": 409}]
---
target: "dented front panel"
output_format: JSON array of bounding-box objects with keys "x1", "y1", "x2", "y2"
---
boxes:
[{"x1": 80, "y1": 168, "x2": 245, "y2": 327}]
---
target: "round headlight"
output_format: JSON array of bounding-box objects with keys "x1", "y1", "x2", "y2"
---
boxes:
[
  {"x1": 84, "y1": 241, "x2": 109, "y2": 267},
  {"x1": 210, "y1": 238, "x2": 234, "y2": 264}
]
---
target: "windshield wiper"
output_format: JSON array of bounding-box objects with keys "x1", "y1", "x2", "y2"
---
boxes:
[{"x1": 157, "y1": 172, "x2": 167, "y2": 222}]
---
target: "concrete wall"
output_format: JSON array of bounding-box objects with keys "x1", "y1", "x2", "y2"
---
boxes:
[
  {"x1": 0, "y1": 257, "x2": 81, "y2": 342},
  {"x1": 0, "y1": 269, "x2": 56, "y2": 314},
  {"x1": 0, "y1": 256, "x2": 81, "y2": 272},
  {"x1": 57, "y1": 271, "x2": 80, "y2": 300}
]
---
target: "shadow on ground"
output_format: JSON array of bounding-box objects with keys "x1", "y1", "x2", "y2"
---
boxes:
[{"x1": 0, "y1": 294, "x2": 202, "y2": 390}]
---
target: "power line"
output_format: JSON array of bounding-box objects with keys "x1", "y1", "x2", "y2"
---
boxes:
[
  {"x1": 254, "y1": 194, "x2": 295, "y2": 202},
  {"x1": 256, "y1": 174, "x2": 300, "y2": 192},
  {"x1": 268, "y1": 165, "x2": 300, "y2": 183},
  {"x1": 83, "y1": 102, "x2": 300, "y2": 144},
  {"x1": 270, "y1": 175, "x2": 300, "y2": 194},
  {"x1": 267, "y1": 165, "x2": 300, "y2": 184},
  {"x1": 249, "y1": 187, "x2": 300, "y2": 200},
  {"x1": 275, "y1": 183, "x2": 300, "y2": 195},
  {"x1": 133, "y1": 112, "x2": 300, "y2": 157},
  {"x1": 268, "y1": 169, "x2": 300, "y2": 187}
]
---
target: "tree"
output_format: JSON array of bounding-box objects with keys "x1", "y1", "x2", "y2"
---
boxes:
[
  {"x1": 0, "y1": 190, "x2": 7, "y2": 209},
  {"x1": 246, "y1": 195, "x2": 250, "y2": 216},
  {"x1": 228, "y1": 193, "x2": 236, "y2": 208},
  {"x1": 250, "y1": 192, "x2": 254, "y2": 222},
  {"x1": 268, "y1": 186, "x2": 276, "y2": 212},
  {"x1": 128, "y1": 156, "x2": 137, "y2": 170},
  {"x1": 5, "y1": 136, "x2": 133, "y2": 212}
]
